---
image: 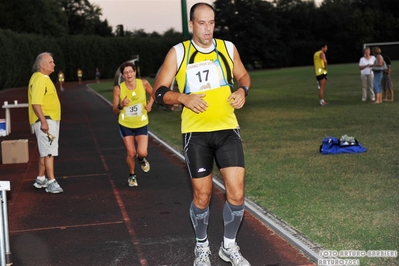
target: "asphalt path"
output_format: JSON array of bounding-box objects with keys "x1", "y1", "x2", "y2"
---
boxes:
[{"x1": 0, "y1": 82, "x2": 315, "y2": 266}]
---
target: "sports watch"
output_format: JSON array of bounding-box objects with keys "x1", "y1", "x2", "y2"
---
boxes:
[{"x1": 239, "y1": 86, "x2": 249, "y2": 97}]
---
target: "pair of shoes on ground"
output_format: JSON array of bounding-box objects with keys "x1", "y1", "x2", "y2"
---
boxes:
[
  {"x1": 194, "y1": 242, "x2": 250, "y2": 266},
  {"x1": 128, "y1": 158, "x2": 151, "y2": 187},
  {"x1": 33, "y1": 178, "x2": 63, "y2": 193}
]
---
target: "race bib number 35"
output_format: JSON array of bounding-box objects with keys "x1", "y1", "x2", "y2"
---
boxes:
[{"x1": 125, "y1": 103, "x2": 143, "y2": 117}]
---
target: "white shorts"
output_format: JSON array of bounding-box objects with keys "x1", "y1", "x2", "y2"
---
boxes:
[{"x1": 33, "y1": 119, "x2": 60, "y2": 157}]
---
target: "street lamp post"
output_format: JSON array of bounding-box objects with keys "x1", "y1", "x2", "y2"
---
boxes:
[{"x1": 181, "y1": 0, "x2": 189, "y2": 39}]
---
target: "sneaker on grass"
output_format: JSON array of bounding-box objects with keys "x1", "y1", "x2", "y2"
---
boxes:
[
  {"x1": 139, "y1": 158, "x2": 150, "y2": 172},
  {"x1": 45, "y1": 180, "x2": 63, "y2": 193},
  {"x1": 319, "y1": 100, "x2": 327, "y2": 106},
  {"x1": 128, "y1": 174, "x2": 138, "y2": 187},
  {"x1": 194, "y1": 243, "x2": 212, "y2": 266},
  {"x1": 218, "y1": 242, "x2": 250, "y2": 266},
  {"x1": 33, "y1": 178, "x2": 48, "y2": 189}
]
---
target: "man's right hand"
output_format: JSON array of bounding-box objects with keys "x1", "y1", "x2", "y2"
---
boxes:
[
  {"x1": 179, "y1": 93, "x2": 208, "y2": 114},
  {"x1": 40, "y1": 120, "x2": 49, "y2": 133}
]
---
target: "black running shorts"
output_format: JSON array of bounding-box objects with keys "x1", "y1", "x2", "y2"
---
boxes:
[
  {"x1": 182, "y1": 129, "x2": 245, "y2": 178},
  {"x1": 316, "y1": 73, "x2": 328, "y2": 81},
  {"x1": 119, "y1": 124, "x2": 148, "y2": 137}
]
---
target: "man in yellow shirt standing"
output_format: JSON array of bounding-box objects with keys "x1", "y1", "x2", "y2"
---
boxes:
[
  {"x1": 28, "y1": 52, "x2": 63, "y2": 193},
  {"x1": 314, "y1": 44, "x2": 328, "y2": 106}
]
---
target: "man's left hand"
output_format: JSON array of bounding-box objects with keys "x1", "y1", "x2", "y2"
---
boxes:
[{"x1": 228, "y1": 89, "x2": 246, "y2": 109}]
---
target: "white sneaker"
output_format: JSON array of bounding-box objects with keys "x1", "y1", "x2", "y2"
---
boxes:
[
  {"x1": 139, "y1": 158, "x2": 150, "y2": 172},
  {"x1": 194, "y1": 243, "x2": 212, "y2": 266},
  {"x1": 128, "y1": 174, "x2": 138, "y2": 187},
  {"x1": 33, "y1": 178, "x2": 48, "y2": 188},
  {"x1": 218, "y1": 242, "x2": 250, "y2": 266},
  {"x1": 45, "y1": 180, "x2": 63, "y2": 193}
]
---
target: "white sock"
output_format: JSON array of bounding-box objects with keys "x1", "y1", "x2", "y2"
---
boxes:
[
  {"x1": 37, "y1": 176, "x2": 46, "y2": 181},
  {"x1": 196, "y1": 238, "x2": 209, "y2": 246},
  {"x1": 47, "y1": 179, "x2": 55, "y2": 184},
  {"x1": 223, "y1": 237, "x2": 235, "y2": 249}
]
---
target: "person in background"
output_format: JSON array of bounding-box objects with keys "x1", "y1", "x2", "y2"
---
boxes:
[
  {"x1": 358, "y1": 47, "x2": 375, "y2": 101},
  {"x1": 95, "y1": 67, "x2": 101, "y2": 83},
  {"x1": 58, "y1": 71, "x2": 65, "y2": 92},
  {"x1": 28, "y1": 52, "x2": 63, "y2": 193},
  {"x1": 382, "y1": 56, "x2": 394, "y2": 102},
  {"x1": 77, "y1": 68, "x2": 83, "y2": 85},
  {"x1": 313, "y1": 44, "x2": 328, "y2": 106},
  {"x1": 371, "y1": 46, "x2": 384, "y2": 104},
  {"x1": 153, "y1": 3, "x2": 251, "y2": 266},
  {"x1": 112, "y1": 62, "x2": 154, "y2": 187}
]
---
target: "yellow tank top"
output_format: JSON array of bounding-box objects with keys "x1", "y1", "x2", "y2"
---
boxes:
[
  {"x1": 118, "y1": 80, "x2": 149, "y2": 128},
  {"x1": 314, "y1": 50, "x2": 327, "y2": 76},
  {"x1": 175, "y1": 39, "x2": 239, "y2": 133}
]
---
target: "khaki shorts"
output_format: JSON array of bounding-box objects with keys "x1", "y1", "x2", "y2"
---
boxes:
[{"x1": 33, "y1": 119, "x2": 60, "y2": 157}]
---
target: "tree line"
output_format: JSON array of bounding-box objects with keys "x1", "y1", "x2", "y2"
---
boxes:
[
  {"x1": 0, "y1": 0, "x2": 398, "y2": 89},
  {"x1": 213, "y1": 0, "x2": 399, "y2": 68}
]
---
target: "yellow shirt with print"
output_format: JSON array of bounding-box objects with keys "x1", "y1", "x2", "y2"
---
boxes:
[
  {"x1": 175, "y1": 39, "x2": 238, "y2": 134},
  {"x1": 28, "y1": 72, "x2": 61, "y2": 125},
  {"x1": 118, "y1": 80, "x2": 149, "y2": 129}
]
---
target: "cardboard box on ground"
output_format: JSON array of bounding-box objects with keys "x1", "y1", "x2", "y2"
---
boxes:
[{"x1": 1, "y1": 139, "x2": 29, "y2": 164}]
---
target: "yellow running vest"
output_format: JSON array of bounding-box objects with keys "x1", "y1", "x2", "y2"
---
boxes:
[
  {"x1": 175, "y1": 39, "x2": 239, "y2": 133},
  {"x1": 118, "y1": 80, "x2": 149, "y2": 128},
  {"x1": 314, "y1": 50, "x2": 327, "y2": 76}
]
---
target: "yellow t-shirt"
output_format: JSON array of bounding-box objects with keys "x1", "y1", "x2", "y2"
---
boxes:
[
  {"x1": 118, "y1": 80, "x2": 149, "y2": 128},
  {"x1": 174, "y1": 39, "x2": 239, "y2": 133},
  {"x1": 58, "y1": 72, "x2": 65, "y2": 82},
  {"x1": 28, "y1": 72, "x2": 61, "y2": 125},
  {"x1": 314, "y1": 50, "x2": 327, "y2": 76}
]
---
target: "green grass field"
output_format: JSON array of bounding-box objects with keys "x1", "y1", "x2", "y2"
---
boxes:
[{"x1": 90, "y1": 63, "x2": 399, "y2": 266}]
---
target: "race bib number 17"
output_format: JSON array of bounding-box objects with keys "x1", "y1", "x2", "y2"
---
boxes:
[{"x1": 186, "y1": 61, "x2": 220, "y2": 93}]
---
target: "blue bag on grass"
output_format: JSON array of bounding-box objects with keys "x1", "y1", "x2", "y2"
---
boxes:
[{"x1": 320, "y1": 136, "x2": 367, "y2": 155}]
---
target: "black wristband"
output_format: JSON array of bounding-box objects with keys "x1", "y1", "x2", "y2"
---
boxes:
[
  {"x1": 239, "y1": 86, "x2": 249, "y2": 96},
  {"x1": 117, "y1": 104, "x2": 123, "y2": 110},
  {"x1": 155, "y1": 86, "x2": 171, "y2": 104}
]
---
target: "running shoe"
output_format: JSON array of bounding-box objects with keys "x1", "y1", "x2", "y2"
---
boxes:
[
  {"x1": 139, "y1": 158, "x2": 150, "y2": 172},
  {"x1": 218, "y1": 242, "x2": 250, "y2": 266},
  {"x1": 45, "y1": 180, "x2": 63, "y2": 193},
  {"x1": 194, "y1": 243, "x2": 212, "y2": 266},
  {"x1": 33, "y1": 178, "x2": 48, "y2": 188},
  {"x1": 128, "y1": 174, "x2": 138, "y2": 187}
]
